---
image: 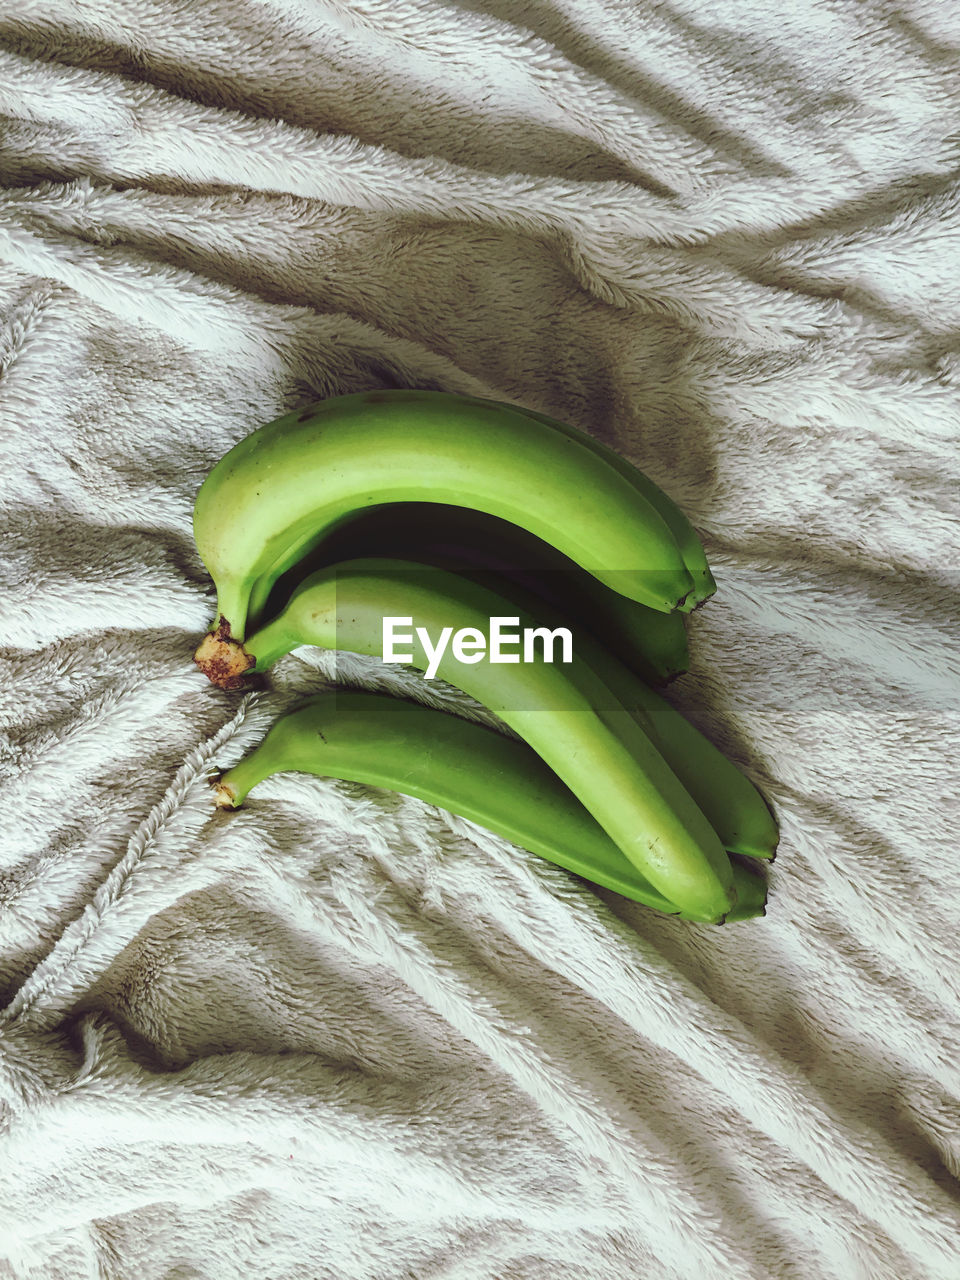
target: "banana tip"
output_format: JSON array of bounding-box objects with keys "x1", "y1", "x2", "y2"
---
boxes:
[
  {"x1": 194, "y1": 617, "x2": 256, "y2": 689},
  {"x1": 209, "y1": 773, "x2": 239, "y2": 809}
]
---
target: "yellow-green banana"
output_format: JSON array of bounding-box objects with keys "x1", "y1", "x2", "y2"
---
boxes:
[
  {"x1": 446, "y1": 566, "x2": 779, "y2": 863},
  {"x1": 471, "y1": 397, "x2": 717, "y2": 612},
  {"x1": 254, "y1": 501, "x2": 690, "y2": 685},
  {"x1": 196, "y1": 557, "x2": 737, "y2": 923},
  {"x1": 213, "y1": 690, "x2": 766, "y2": 923},
  {"x1": 248, "y1": 517, "x2": 776, "y2": 862},
  {"x1": 193, "y1": 389, "x2": 696, "y2": 645}
]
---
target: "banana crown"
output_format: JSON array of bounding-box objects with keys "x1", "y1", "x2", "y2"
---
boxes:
[{"x1": 193, "y1": 390, "x2": 773, "y2": 925}]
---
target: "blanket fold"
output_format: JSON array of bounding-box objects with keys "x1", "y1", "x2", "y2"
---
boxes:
[{"x1": 2, "y1": 1, "x2": 960, "y2": 1276}]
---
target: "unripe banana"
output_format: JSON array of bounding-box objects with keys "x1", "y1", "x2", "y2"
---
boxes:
[
  {"x1": 471, "y1": 397, "x2": 717, "y2": 611},
  {"x1": 442, "y1": 567, "x2": 779, "y2": 862},
  {"x1": 193, "y1": 389, "x2": 695, "y2": 644},
  {"x1": 195, "y1": 557, "x2": 737, "y2": 923},
  {"x1": 253, "y1": 502, "x2": 690, "y2": 685},
  {"x1": 213, "y1": 690, "x2": 766, "y2": 923},
  {"x1": 599, "y1": 661, "x2": 779, "y2": 861},
  {"x1": 251, "y1": 518, "x2": 775, "y2": 861}
]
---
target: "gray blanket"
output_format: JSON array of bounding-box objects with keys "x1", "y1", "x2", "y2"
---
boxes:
[{"x1": 2, "y1": 2, "x2": 960, "y2": 1277}]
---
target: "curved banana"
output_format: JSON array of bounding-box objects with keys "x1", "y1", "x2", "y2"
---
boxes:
[
  {"x1": 471, "y1": 397, "x2": 717, "y2": 611},
  {"x1": 247, "y1": 519, "x2": 776, "y2": 861},
  {"x1": 193, "y1": 389, "x2": 695, "y2": 644},
  {"x1": 213, "y1": 690, "x2": 766, "y2": 923},
  {"x1": 196, "y1": 557, "x2": 737, "y2": 923},
  {"x1": 252, "y1": 502, "x2": 690, "y2": 685},
  {"x1": 450, "y1": 567, "x2": 779, "y2": 862}
]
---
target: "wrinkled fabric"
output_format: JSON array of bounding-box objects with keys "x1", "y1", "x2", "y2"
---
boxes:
[{"x1": 1, "y1": 1, "x2": 960, "y2": 1277}]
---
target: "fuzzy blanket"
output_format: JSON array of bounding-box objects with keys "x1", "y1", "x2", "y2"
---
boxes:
[{"x1": 2, "y1": 2, "x2": 960, "y2": 1277}]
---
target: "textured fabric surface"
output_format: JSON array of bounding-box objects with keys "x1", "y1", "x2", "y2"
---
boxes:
[{"x1": 2, "y1": 2, "x2": 960, "y2": 1277}]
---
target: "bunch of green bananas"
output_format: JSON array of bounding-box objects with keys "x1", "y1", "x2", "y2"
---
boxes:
[{"x1": 193, "y1": 389, "x2": 778, "y2": 925}]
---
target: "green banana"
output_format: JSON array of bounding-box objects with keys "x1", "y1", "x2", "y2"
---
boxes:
[
  {"x1": 253, "y1": 502, "x2": 690, "y2": 685},
  {"x1": 469, "y1": 397, "x2": 717, "y2": 611},
  {"x1": 193, "y1": 389, "x2": 696, "y2": 645},
  {"x1": 213, "y1": 690, "x2": 766, "y2": 923},
  {"x1": 450, "y1": 567, "x2": 779, "y2": 862},
  {"x1": 196, "y1": 557, "x2": 737, "y2": 923},
  {"x1": 597, "y1": 659, "x2": 779, "y2": 861},
  {"x1": 249, "y1": 518, "x2": 775, "y2": 862}
]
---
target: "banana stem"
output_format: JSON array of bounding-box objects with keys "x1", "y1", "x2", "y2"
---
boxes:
[
  {"x1": 194, "y1": 619, "x2": 257, "y2": 689},
  {"x1": 211, "y1": 740, "x2": 292, "y2": 804}
]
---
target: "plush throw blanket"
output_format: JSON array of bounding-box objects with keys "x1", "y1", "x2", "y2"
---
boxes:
[{"x1": 2, "y1": 2, "x2": 960, "y2": 1277}]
